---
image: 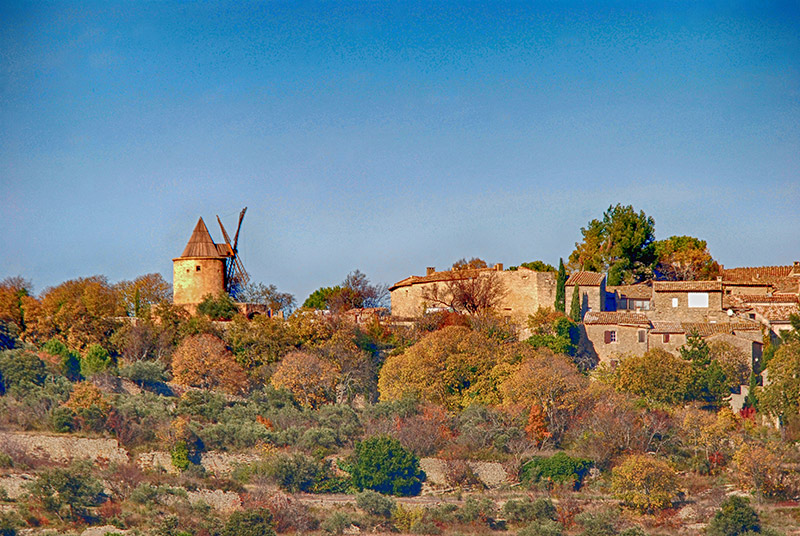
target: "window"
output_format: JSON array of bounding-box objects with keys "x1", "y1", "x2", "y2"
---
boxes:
[
  {"x1": 687, "y1": 292, "x2": 709, "y2": 308},
  {"x1": 196, "y1": 266, "x2": 201, "y2": 272},
  {"x1": 618, "y1": 298, "x2": 628, "y2": 310},
  {"x1": 604, "y1": 330, "x2": 617, "y2": 344},
  {"x1": 663, "y1": 333, "x2": 670, "y2": 343},
  {"x1": 672, "y1": 298, "x2": 679, "y2": 308},
  {"x1": 632, "y1": 299, "x2": 650, "y2": 310},
  {"x1": 638, "y1": 330, "x2": 646, "y2": 343}
]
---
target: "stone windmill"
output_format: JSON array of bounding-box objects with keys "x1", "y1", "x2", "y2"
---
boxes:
[{"x1": 173, "y1": 208, "x2": 250, "y2": 312}]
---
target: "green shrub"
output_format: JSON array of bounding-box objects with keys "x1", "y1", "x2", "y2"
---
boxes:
[
  {"x1": 27, "y1": 463, "x2": 104, "y2": 521},
  {"x1": 518, "y1": 520, "x2": 564, "y2": 536},
  {"x1": 119, "y1": 360, "x2": 168, "y2": 385},
  {"x1": 222, "y1": 508, "x2": 275, "y2": 536},
  {"x1": 263, "y1": 452, "x2": 346, "y2": 493},
  {"x1": 707, "y1": 496, "x2": 760, "y2": 536},
  {"x1": 356, "y1": 489, "x2": 396, "y2": 518},
  {"x1": 457, "y1": 496, "x2": 497, "y2": 525},
  {"x1": 521, "y1": 452, "x2": 593, "y2": 490},
  {"x1": 350, "y1": 435, "x2": 425, "y2": 496},
  {"x1": 502, "y1": 497, "x2": 557, "y2": 524},
  {"x1": 0, "y1": 452, "x2": 12, "y2": 469},
  {"x1": 0, "y1": 350, "x2": 47, "y2": 394},
  {"x1": 50, "y1": 406, "x2": 76, "y2": 432},
  {"x1": 197, "y1": 292, "x2": 239, "y2": 321},
  {"x1": 299, "y1": 426, "x2": 338, "y2": 455},
  {"x1": 321, "y1": 511, "x2": 354, "y2": 535},
  {"x1": 80, "y1": 344, "x2": 114, "y2": 377},
  {"x1": 170, "y1": 441, "x2": 191, "y2": 471}
]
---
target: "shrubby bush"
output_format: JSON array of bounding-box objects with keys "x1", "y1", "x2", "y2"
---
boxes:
[
  {"x1": 27, "y1": 463, "x2": 105, "y2": 521},
  {"x1": 518, "y1": 520, "x2": 564, "y2": 536},
  {"x1": 222, "y1": 508, "x2": 276, "y2": 536},
  {"x1": 611, "y1": 455, "x2": 680, "y2": 513},
  {"x1": 356, "y1": 489, "x2": 395, "y2": 518},
  {"x1": 118, "y1": 360, "x2": 169, "y2": 386},
  {"x1": 502, "y1": 497, "x2": 557, "y2": 524},
  {"x1": 80, "y1": 344, "x2": 115, "y2": 377},
  {"x1": 457, "y1": 496, "x2": 497, "y2": 525},
  {"x1": 321, "y1": 510, "x2": 354, "y2": 535},
  {"x1": 0, "y1": 350, "x2": 47, "y2": 394},
  {"x1": 520, "y1": 452, "x2": 593, "y2": 490},
  {"x1": 350, "y1": 435, "x2": 424, "y2": 496},
  {"x1": 259, "y1": 453, "x2": 348, "y2": 493},
  {"x1": 706, "y1": 496, "x2": 760, "y2": 536}
]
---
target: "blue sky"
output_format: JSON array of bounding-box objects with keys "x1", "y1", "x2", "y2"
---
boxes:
[{"x1": 2, "y1": 1, "x2": 798, "y2": 302}]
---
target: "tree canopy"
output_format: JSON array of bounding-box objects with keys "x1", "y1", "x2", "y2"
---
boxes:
[
  {"x1": 654, "y1": 235, "x2": 721, "y2": 281},
  {"x1": 568, "y1": 204, "x2": 657, "y2": 285}
]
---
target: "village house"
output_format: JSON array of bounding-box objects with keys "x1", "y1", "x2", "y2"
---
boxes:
[
  {"x1": 565, "y1": 271, "x2": 606, "y2": 319},
  {"x1": 389, "y1": 264, "x2": 557, "y2": 324}
]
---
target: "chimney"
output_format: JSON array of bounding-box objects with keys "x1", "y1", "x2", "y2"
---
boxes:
[
  {"x1": 426, "y1": 267, "x2": 436, "y2": 276},
  {"x1": 792, "y1": 261, "x2": 800, "y2": 276},
  {"x1": 495, "y1": 263, "x2": 503, "y2": 271}
]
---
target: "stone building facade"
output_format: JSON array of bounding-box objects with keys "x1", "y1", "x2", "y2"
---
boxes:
[
  {"x1": 389, "y1": 265, "x2": 556, "y2": 324},
  {"x1": 565, "y1": 271, "x2": 606, "y2": 319}
]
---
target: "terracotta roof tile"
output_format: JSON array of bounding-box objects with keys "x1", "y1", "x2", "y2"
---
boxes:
[
  {"x1": 650, "y1": 321, "x2": 684, "y2": 334},
  {"x1": 739, "y1": 295, "x2": 799, "y2": 305},
  {"x1": 607, "y1": 283, "x2": 652, "y2": 300},
  {"x1": 750, "y1": 304, "x2": 800, "y2": 322},
  {"x1": 583, "y1": 311, "x2": 650, "y2": 327},
  {"x1": 723, "y1": 265, "x2": 795, "y2": 282},
  {"x1": 566, "y1": 271, "x2": 605, "y2": 287},
  {"x1": 653, "y1": 281, "x2": 723, "y2": 292},
  {"x1": 680, "y1": 321, "x2": 761, "y2": 336}
]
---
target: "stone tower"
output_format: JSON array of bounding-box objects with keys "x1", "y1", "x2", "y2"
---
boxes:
[{"x1": 173, "y1": 218, "x2": 233, "y2": 313}]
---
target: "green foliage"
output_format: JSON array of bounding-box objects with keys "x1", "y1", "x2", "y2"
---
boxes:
[
  {"x1": 502, "y1": 497, "x2": 557, "y2": 524},
  {"x1": 303, "y1": 286, "x2": 342, "y2": 310},
  {"x1": 760, "y1": 340, "x2": 800, "y2": 424},
  {"x1": 222, "y1": 508, "x2": 276, "y2": 536},
  {"x1": 654, "y1": 235, "x2": 720, "y2": 281},
  {"x1": 680, "y1": 332, "x2": 730, "y2": 406},
  {"x1": 45, "y1": 338, "x2": 83, "y2": 380},
  {"x1": 321, "y1": 511, "x2": 354, "y2": 535},
  {"x1": 197, "y1": 291, "x2": 239, "y2": 320},
  {"x1": 356, "y1": 489, "x2": 396, "y2": 518},
  {"x1": 509, "y1": 261, "x2": 556, "y2": 272},
  {"x1": 521, "y1": 452, "x2": 593, "y2": 490},
  {"x1": 527, "y1": 316, "x2": 579, "y2": 356},
  {"x1": 118, "y1": 360, "x2": 168, "y2": 385},
  {"x1": 569, "y1": 204, "x2": 657, "y2": 285},
  {"x1": 0, "y1": 511, "x2": 19, "y2": 536},
  {"x1": 51, "y1": 406, "x2": 76, "y2": 432},
  {"x1": 27, "y1": 463, "x2": 104, "y2": 521},
  {"x1": 457, "y1": 496, "x2": 497, "y2": 524},
  {"x1": 569, "y1": 285, "x2": 581, "y2": 322},
  {"x1": 350, "y1": 435, "x2": 425, "y2": 496},
  {"x1": 170, "y1": 440, "x2": 191, "y2": 471},
  {"x1": 518, "y1": 520, "x2": 564, "y2": 536},
  {"x1": 0, "y1": 350, "x2": 47, "y2": 394},
  {"x1": 0, "y1": 321, "x2": 18, "y2": 351},
  {"x1": 80, "y1": 344, "x2": 114, "y2": 377},
  {"x1": 612, "y1": 348, "x2": 691, "y2": 404},
  {"x1": 706, "y1": 496, "x2": 760, "y2": 536},
  {"x1": 263, "y1": 452, "x2": 347, "y2": 493},
  {"x1": 555, "y1": 259, "x2": 567, "y2": 313}
]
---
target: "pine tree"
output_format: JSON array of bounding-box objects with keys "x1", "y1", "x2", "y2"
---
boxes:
[
  {"x1": 555, "y1": 259, "x2": 567, "y2": 313},
  {"x1": 569, "y1": 285, "x2": 582, "y2": 322}
]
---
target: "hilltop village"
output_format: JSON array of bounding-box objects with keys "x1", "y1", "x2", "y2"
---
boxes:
[{"x1": 0, "y1": 204, "x2": 799, "y2": 536}]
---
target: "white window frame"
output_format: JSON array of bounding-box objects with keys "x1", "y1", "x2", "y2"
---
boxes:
[
  {"x1": 688, "y1": 292, "x2": 709, "y2": 308},
  {"x1": 672, "y1": 297, "x2": 678, "y2": 308}
]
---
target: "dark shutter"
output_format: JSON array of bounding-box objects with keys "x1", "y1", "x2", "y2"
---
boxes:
[{"x1": 604, "y1": 330, "x2": 612, "y2": 344}]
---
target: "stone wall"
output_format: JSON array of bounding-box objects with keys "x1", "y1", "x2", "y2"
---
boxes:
[
  {"x1": 584, "y1": 324, "x2": 647, "y2": 364},
  {"x1": 650, "y1": 290, "x2": 726, "y2": 322},
  {"x1": 0, "y1": 432, "x2": 129, "y2": 466}
]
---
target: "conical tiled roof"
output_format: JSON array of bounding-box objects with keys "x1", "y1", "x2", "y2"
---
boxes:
[{"x1": 180, "y1": 218, "x2": 222, "y2": 258}]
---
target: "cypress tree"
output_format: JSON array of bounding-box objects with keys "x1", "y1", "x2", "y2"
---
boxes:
[
  {"x1": 569, "y1": 285, "x2": 582, "y2": 322},
  {"x1": 555, "y1": 259, "x2": 567, "y2": 313}
]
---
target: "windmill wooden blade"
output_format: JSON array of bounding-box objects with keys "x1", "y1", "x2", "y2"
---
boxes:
[{"x1": 233, "y1": 207, "x2": 247, "y2": 253}]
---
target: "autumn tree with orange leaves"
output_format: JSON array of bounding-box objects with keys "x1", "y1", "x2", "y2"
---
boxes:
[
  {"x1": 271, "y1": 351, "x2": 339, "y2": 408},
  {"x1": 172, "y1": 334, "x2": 249, "y2": 394}
]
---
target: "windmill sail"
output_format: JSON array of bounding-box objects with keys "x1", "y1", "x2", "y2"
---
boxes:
[{"x1": 217, "y1": 208, "x2": 250, "y2": 299}]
